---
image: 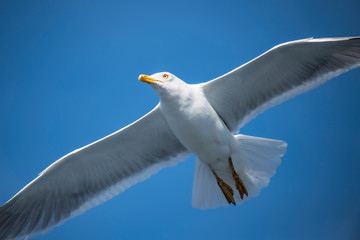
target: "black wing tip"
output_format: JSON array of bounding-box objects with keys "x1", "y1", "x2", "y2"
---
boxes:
[
  {"x1": 313, "y1": 36, "x2": 360, "y2": 41},
  {"x1": 348, "y1": 36, "x2": 360, "y2": 42}
]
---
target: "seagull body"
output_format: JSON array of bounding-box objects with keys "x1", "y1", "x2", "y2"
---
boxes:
[
  {"x1": 1, "y1": 37, "x2": 360, "y2": 239},
  {"x1": 156, "y1": 80, "x2": 232, "y2": 167},
  {"x1": 140, "y1": 73, "x2": 285, "y2": 205}
]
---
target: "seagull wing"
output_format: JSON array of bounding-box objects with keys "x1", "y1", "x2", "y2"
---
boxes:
[
  {"x1": 0, "y1": 105, "x2": 189, "y2": 240},
  {"x1": 202, "y1": 37, "x2": 360, "y2": 132}
]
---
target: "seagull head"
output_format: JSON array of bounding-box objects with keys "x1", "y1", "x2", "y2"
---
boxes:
[{"x1": 139, "y1": 72, "x2": 187, "y2": 96}]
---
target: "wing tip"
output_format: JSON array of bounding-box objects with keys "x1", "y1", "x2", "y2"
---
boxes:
[
  {"x1": 308, "y1": 36, "x2": 360, "y2": 42},
  {"x1": 279, "y1": 36, "x2": 360, "y2": 47}
]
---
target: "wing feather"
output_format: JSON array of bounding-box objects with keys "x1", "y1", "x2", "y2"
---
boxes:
[
  {"x1": 202, "y1": 37, "x2": 360, "y2": 132},
  {"x1": 0, "y1": 105, "x2": 188, "y2": 240}
]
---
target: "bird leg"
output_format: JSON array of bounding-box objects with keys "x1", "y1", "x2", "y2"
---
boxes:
[
  {"x1": 211, "y1": 168, "x2": 236, "y2": 205},
  {"x1": 228, "y1": 157, "x2": 248, "y2": 199}
]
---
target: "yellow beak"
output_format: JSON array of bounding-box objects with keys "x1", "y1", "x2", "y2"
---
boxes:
[{"x1": 138, "y1": 74, "x2": 163, "y2": 84}]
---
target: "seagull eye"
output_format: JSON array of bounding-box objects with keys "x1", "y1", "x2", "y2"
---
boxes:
[{"x1": 162, "y1": 74, "x2": 169, "y2": 79}]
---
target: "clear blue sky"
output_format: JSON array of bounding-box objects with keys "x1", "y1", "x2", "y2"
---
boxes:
[{"x1": 0, "y1": 0, "x2": 359, "y2": 239}]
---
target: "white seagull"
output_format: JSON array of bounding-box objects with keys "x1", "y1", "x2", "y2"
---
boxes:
[{"x1": 1, "y1": 37, "x2": 360, "y2": 240}]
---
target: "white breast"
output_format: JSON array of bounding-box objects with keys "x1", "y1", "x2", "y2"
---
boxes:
[{"x1": 159, "y1": 85, "x2": 234, "y2": 165}]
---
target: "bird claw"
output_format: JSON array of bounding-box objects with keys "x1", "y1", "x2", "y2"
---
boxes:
[
  {"x1": 211, "y1": 158, "x2": 248, "y2": 205},
  {"x1": 211, "y1": 169, "x2": 236, "y2": 205},
  {"x1": 228, "y1": 158, "x2": 248, "y2": 199},
  {"x1": 218, "y1": 178, "x2": 236, "y2": 205}
]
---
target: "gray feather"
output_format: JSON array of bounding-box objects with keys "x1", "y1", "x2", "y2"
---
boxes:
[{"x1": 202, "y1": 37, "x2": 360, "y2": 132}]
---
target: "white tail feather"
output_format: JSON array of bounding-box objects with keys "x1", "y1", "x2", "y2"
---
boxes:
[{"x1": 192, "y1": 134, "x2": 287, "y2": 209}]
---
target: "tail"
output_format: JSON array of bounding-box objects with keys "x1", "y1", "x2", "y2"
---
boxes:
[{"x1": 192, "y1": 134, "x2": 287, "y2": 209}]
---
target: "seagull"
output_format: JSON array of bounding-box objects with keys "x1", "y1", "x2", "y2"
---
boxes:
[{"x1": 1, "y1": 37, "x2": 359, "y2": 240}]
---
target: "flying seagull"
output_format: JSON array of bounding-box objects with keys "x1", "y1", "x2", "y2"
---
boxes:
[{"x1": 1, "y1": 37, "x2": 359, "y2": 239}]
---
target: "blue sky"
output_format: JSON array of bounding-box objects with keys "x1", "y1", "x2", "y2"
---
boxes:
[{"x1": 0, "y1": 0, "x2": 359, "y2": 239}]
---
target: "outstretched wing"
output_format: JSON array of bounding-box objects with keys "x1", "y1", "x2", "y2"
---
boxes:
[
  {"x1": 0, "y1": 105, "x2": 189, "y2": 240},
  {"x1": 202, "y1": 37, "x2": 360, "y2": 132}
]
